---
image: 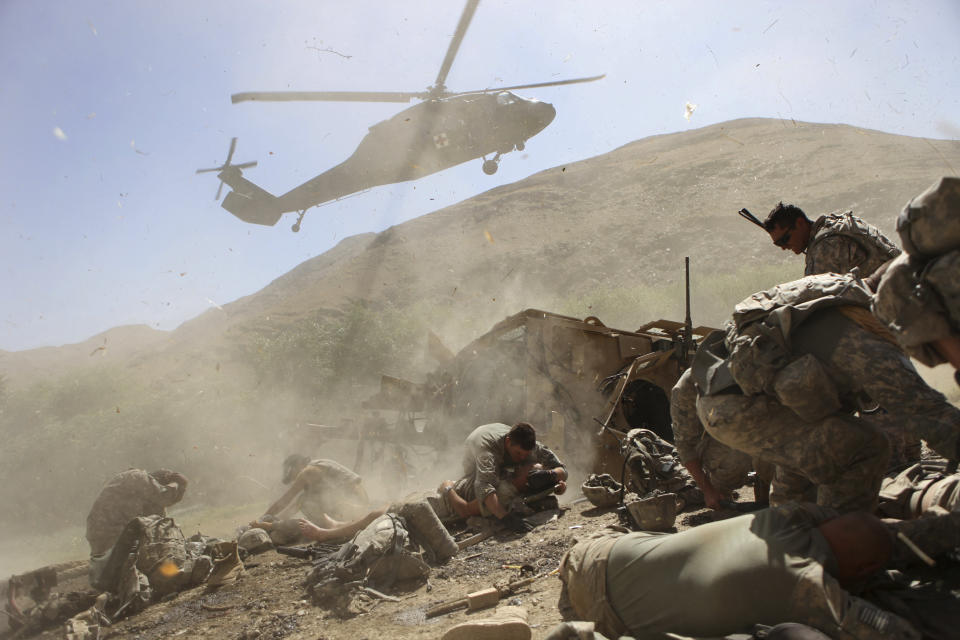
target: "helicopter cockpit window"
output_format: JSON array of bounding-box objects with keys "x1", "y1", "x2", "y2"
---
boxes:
[{"x1": 495, "y1": 92, "x2": 517, "y2": 105}]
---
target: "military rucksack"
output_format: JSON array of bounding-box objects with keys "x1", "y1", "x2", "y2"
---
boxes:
[
  {"x1": 810, "y1": 211, "x2": 901, "y2": 275},
  {"x1": 724, "y1": 273, "x2": 872, "y2": 415},
  {"x1": 305, "y1": 513, "x2": 429, "y2": 613},
  {"x1": 621, "y1": 428, "x2": 701, "y2": 509},
  {"x1": 896, "y1": 176, "x2": 960, "y2": 259}
]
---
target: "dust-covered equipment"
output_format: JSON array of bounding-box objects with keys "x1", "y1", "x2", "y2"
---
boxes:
[
  {"x1": 581, "y1": 474, "x2": 623, "y2": 508},
  {"x1": 365, "y1": 305, "x2": 714, "y2": 475}
]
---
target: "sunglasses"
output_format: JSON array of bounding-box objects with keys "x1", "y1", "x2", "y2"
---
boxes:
[{"x1": 773, "y1": 229, "x2": 793, "y2": 248}]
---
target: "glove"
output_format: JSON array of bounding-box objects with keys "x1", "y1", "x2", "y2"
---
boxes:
[
  {"x1": 527, "y1": 469, "x2": 558, "y2": 492},
  {"x1": 501, "y1": 512, "x2": 535, "y2": 533}
]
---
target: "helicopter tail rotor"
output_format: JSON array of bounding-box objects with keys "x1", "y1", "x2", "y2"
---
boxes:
[{"x1": 196, "y1": 137, "x2": 258, "y2": 200}]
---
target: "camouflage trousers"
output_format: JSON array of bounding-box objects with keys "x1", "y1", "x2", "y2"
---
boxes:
[
  {"x1": 822, "y1": 323, "x2": 960, "y2": 462},
  {"x1": 697, "y1": 392, "x2": 890, "y2": 512},
  {"x1": 698, "y1": 436, "x2": 754, "y2": 495}
]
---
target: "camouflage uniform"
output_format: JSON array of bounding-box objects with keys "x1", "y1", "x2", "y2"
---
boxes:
[
  {"x1": 559, "y1": 504, "x2": 920, "y2": 639},
  {"x1": 799, "y1": 216, "x2": 917, "y2": 464},
  {"x1": 85, "y1": 469, "x2": 182, "y2": 556},
  {"x1": 696, "y1": 274, "x2": 960, "y2": 512},
  {"x1": 298, "y1": 459, "x2": 367, "y2": 523},
  {"x1": 671, "y1": 368, "x2": 754, "y2": 495},
  {"x1": 456, "y1": 422, "x2": 564, "y2": 516},
  {"x1": 873, "y1": 176, "x2": 960, "y2": 367},
  {"x1": 805, "y1": 211, "x2": 900, "y2": 277}
]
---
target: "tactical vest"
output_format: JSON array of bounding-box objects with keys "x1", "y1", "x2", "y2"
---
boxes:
[{"x1": 807, "y1": 211, "x2": 901, "y2": 276}]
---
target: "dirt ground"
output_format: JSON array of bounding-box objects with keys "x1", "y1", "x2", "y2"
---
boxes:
[{"x1": 14, "y1": 494, "x2": 755, "y2": 640}]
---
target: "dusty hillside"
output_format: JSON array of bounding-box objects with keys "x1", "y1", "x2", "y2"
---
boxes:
[
  {"x1": 1, "y1": 118, "x2": 958, "y2": 557},
  {"x1": 3, "y1": 118, "x2": 957, "y2": 391}
]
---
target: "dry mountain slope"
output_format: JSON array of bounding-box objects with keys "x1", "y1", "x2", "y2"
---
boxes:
[{"x1": 3, "y1": 117, "x2": 958, "y2": 389}]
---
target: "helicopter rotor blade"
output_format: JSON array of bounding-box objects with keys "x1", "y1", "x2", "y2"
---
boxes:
[
  {"x1": 224, "y1": 137, "x2": 237, "y2": 165},
  {"x1": 233, "y1": 161, "x2": 257, "y2": 170},
  {"x1": 231, "y1": 91, "x2": 423, "y2": 104},
  {"x1": 432, "y1": 0, "x2": 479, "y2": 93},
  {"x1": 461, "y1": 74, "x2": 607, "y2": 94},
  {"x1": 215, "y1": 179, "x2": 225, "y2": 201}
]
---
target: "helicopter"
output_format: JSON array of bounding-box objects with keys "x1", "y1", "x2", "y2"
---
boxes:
[{"x1": 197, "y1": 0, "x2": 604, "y2": 232}]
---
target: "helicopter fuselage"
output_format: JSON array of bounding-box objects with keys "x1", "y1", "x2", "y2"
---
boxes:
[{"x1": 219, "y1": 91, "x2": 555, "y2": 226}]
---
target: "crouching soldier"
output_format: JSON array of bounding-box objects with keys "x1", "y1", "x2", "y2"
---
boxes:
[
  {"x1": 672, "y1": 368, "x2": 774, "y2": 509},
  {"x1": 451, "y1": 422, "x2": 567, "y2": 533},
  {"x1": 85, "y1": 468, "x2": 215, "y2": 613}
]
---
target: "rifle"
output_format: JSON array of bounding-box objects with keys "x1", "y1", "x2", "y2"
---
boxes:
[
  {"x1": 425, "y1": 572, "x2": 550, "y2": 618},
  {"x1": 276, "y1": 545, "x2": 327, "y2": 560},
  {"x1": 520, "y1": 484, "x2": 558, "y2": 506},
  {"x1": 738, "y1": 207, "x2": 765, "y2": 229},
  {"x1": 682, "y1": 257, "x2": 693, "y2": 368}
]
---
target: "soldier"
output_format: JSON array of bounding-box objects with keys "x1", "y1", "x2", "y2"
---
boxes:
[
  {"x1": 255, "y1": 455, "x2": 371, "y2": 544},
  {"x1": 454, "y1": 422, "x2": 567, "y2": 532},
  {"x1": 763, "y1": 202, "x2": 900, "y2": 277},
  {"x1": 671, "y1": 368, "x2": 772, "y2": 509},
  {"x1": 559, "y1": 503, "x2": 944, "y2": 639},
  {"x1": 762, "y1": 203, "x2": 915, "y2": 465},
  {"x1": 873, "y1": 176, "x2": 960, "y2": 386},
  {"x1": 693, "y1": 272, "x2": 960, "y2": 513},
  {"x1": 85, "y1": 468, "x2": 201, "y2": 593}
]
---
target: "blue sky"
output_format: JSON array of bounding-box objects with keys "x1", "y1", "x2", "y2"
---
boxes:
[{"x1": 1, "y1": 0, "x2": 958, "y2": 351}]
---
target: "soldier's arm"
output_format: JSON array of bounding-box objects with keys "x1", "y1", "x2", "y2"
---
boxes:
[
  {"x1": 535, "y1": 445, "x2": 568, "y2": 480},
  {"x1": 683, "y1": 458, "x2": 723, "y2": 510},
  {"x1": 263, "y1": 469, "x2": 310, "y2": 517},
  {"x1": 806, "y1": 235, "x2": 868, "y2": 275}
]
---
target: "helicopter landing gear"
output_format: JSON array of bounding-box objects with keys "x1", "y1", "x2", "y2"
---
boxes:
[
  {"x1": 482, "y1": 152, "x2": 502, "y2": 175},
  {"x1": 515, "y1": 140, "x2": 525, "y2": 151},
  {"x1": 291, "y1": 210, "x2": 306, "y2": 233}
]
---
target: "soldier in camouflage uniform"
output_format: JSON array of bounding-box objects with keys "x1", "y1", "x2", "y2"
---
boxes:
[
  {"x1": 694, "y1": 273, "x2": 960, "y2": 513},
  {"x1": 763, "y1": 203, "x2": 919, "y2": 464},
  {"x1": 764, "y1": 202, "x2": 901, "y2": 276},
  {"x1": 873, "y1": 176, "x2": 960, "y2": 384},
  {"x1": 85, "y1": 468, "x2": 188, "y2": 588},
  {"x1": 671, "y1": 368, "x2": 773, "y2": 509}
]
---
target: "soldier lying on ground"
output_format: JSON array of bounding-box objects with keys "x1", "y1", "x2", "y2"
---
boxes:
[
  {"x1": 872, "y1": 176, "x2": 960, "y2": 386},
  {"x1": 454, "y1": 422, "x2": 567, "y2": 532},
  {"x1": 671, "y1": 368, "x2": 774, "y2": 509},
  {"x1": 692, "y1": 272, "x2": 960, "y2": 513},
  {"x1": 559, "y1": 503, "x2": 959, "y2": 640}
]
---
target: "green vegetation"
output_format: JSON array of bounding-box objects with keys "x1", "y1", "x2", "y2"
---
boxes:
[{"x1": 555, "y1": 263, "x2": 799, "y2": 330}]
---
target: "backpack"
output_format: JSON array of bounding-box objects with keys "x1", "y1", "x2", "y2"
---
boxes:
[
  {"x1": 896, "y1": 176, "x2": 960, "y2": 259},
  {"x1": 306, "y1": 513, "x2": 429, "y2": 614}
]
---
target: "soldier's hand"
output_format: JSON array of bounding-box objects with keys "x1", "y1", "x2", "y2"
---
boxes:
[
  {"x1": 527, "y1": 469, "x2": 558, "y2": 492},
  {"x1": 501, "y1": 512, "x2": 535, "y2": 533}
]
